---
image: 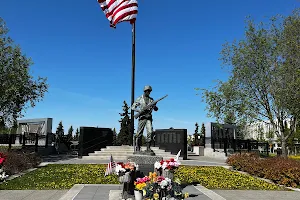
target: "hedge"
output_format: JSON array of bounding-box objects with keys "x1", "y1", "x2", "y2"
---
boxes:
[{"x1": 226, "y1": 153, "x2": 300, "y2": 188}]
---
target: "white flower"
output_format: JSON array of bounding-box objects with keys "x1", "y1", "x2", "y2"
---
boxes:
[
  {"x1": 162, "y1": 162, "x2": 168, "y2": 170},
  {"x1": 115, "y1": 164, "x2": 126, "y2": 174},
  {"x1": 165, "y1": 177, "x2": 172, "y2": 183},
  {"x1": 160, "y1": 180, "x2": 169, "y2": 188},
  {"x1": 154, "y1": 161, "x2": 162, "y2": 169}
]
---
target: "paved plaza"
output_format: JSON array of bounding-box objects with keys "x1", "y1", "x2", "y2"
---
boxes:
[
  {"x1": 1, "y1": 185, "x2": 300, "y2": 200},
  {"x1": 0, "y1": 155, "x2": 299, "y2": 200}
]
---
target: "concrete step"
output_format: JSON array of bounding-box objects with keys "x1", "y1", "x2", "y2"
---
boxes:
[
  {"x1": 82, "y1": 156, "x2": 128, "y2": 160},
  {"x1": 89, "y1": 152, "x2": 134, "y2": 156},
  {"x1": 97, "y1": 150, "x2": 134, "y2": 153},
  {"x1": 163, "y1": 157, "x2": 183, "y2": 160},
  {"x1": 154, "y1": 153, "x2": 174, "y2": 156},
  {"x1": 106, "y1": 146, "x2": 133, "y2": 150},
  {"x1": 188, "y1": 152, "x2": 198, "y2": 156}
]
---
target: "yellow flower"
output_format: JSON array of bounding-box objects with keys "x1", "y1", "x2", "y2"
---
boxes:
[
  {"x1": 184, "y1": 192, "x2": 189, "y2": 198},
  {"x1": 143, "y1": 189, "x2": 146, "y2": 196},
  {"x1": 153, "y1": 193, "x2": 159, "y2": 200},
  {"x1": 135, "y1": 182, "x2": 147, "y2": 190}
]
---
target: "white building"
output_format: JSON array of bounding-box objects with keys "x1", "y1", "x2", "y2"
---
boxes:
[{"x1": 243, "y1": 119, "x2": 293, "y2": 152}]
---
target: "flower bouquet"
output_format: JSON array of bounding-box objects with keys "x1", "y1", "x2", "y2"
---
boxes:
[
  {"x1": 142, "y1": 174, "x2": 189, "y2": 200},
  {"x1": 134, "y1": 175, "x2": 151, "y2": 200},
  {"x1": 115, "y1": 161, "x2": 138, "y2": 183},
  {"x1": 0, "y1": 152, "x2": 8, "y2": 182},
  {"x1": 154, "y1": 158, "x2": 180, "y2": 180}
]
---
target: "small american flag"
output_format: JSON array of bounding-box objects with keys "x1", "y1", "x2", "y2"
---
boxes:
[
  {"x1": 97, "y1": 0, "x2": 138, "y2": 28},
  {"x1": 104, "y1": 155, "x2": 116, "y2": 176}
]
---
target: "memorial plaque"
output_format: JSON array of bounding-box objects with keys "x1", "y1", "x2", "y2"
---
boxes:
[
  {"x1": 155, "y1": 129, "x2": 187, "y2": 160},
  {"x1": 177, "y1": 133, "x2": 181, "y2": 144},
  {"x1": 168, "y1": 133, "x2": 172, "y2": 143},
  {"x1": 173, "y1": 133, "x2": 177, "y2": 143}
]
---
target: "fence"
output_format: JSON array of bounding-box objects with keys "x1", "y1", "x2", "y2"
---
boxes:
[{"x1": 212, "y1": 138, "x2": 269, "y2": 156}]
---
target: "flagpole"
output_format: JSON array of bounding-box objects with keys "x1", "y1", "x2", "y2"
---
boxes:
[{"x1": 131, "y1": 22, "x2": 136, "y2": 147}]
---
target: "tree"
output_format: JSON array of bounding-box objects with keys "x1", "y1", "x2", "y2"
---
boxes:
[
  {"x1": 199, "y1": 9, "x2": 300, "y2": 157},
  {"x1": 68, "y1": 125, "x2": 73, "y2": 140},
  {"x1": 0, "y1": 18, "x2": 48, "y2": 126},
  {"x1": 56, "y1": 121, "x2": 64, "y2": 137},
  {"x1": 200, "y1": 123, "x2": 206, "y2": 145},
  {"x1": 192, "y1": 122, "x2": 200, "y2": 146},
  {"x1": 74, "y1": 128, "x2": 80, "y2": 141},
  {"x1": 117, "y1": 101, "x2": 132, "y2": 145},
  {"x1": 112, "y1": 128, "x2": 117, "y2": 146}
]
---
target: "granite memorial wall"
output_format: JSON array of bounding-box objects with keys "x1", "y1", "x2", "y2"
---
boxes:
[
  {"x1": 78, "y1": 127, "x2": 113, "y2": 157},
  {"x1": 154, "y1": 128, "x2": 187, "y2": 160}
]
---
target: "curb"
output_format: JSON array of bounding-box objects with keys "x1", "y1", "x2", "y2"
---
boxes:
[{"x1": 195, "y1": 184, "x2": 227, "y2": 200}]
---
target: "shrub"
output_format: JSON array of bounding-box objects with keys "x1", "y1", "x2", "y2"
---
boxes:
[
  {"x1": 1, "y1": 151, "x2": 41, "y2": 175},
  {"x1": 226, "y1": 153, "x2": 300, "y2": 187}
]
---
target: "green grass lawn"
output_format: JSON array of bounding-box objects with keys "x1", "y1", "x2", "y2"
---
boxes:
[{"x1": 0, "y1": 164, "x2": 285, "y2": 190}]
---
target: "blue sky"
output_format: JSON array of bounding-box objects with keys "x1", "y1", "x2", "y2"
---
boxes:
[{"x1": 1, "y1": 0, "x2": 299, "y2": 135}]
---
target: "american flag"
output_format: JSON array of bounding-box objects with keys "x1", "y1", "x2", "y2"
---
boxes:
[
  {"x1": 104, "y1": 155, "x2": 116, "y2": 176},
  {"x1": 97, "y1": 0, "x2": 138, "y2": 28}
]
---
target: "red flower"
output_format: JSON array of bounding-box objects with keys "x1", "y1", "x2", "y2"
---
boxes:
[
  {"x1": 170, "y1": 158, "x2": 174, "y2": 162},
  {"x1": 117, "y1": 162, "x2": 125, "y2": 168},
  {"x1": 0, "y1": 157, "x2": 5, "y2": 165},
  {"x1": 156, "y1": 176, "x2": 165, "y2": 183}
]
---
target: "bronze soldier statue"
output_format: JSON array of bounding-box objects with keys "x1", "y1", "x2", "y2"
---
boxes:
[{"x1": 131, "y1": 85, "x2": 158, "y2": 152}]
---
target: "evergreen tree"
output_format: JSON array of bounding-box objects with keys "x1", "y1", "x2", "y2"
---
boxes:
[
  {"x1": 74, "y1": 128, "x2": 80, "y2": 140},
  {"x1": 117, "y1": 101, "x2": 131, "y2": 145},
  {"x1": 68, "y1": 125, "x2": 73, "y2": 140},
  {"x1": 200, "y1": 123, "x2": 206, "y2": 146},
  {"x1": 193, "y1": 123, "x2": 200, "y2": 146},
  {"x1": 112, "y1": 128, "x2": 117, "y2": 146},
  {"x1": 56, "y1": 121, "x2": 64, "y2": 137}
]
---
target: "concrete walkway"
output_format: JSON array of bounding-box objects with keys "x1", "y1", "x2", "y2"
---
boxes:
[
  {"x1": 39, "y1": 155, "x2": 227, "y2": 166},
  {"x1": 0, "y1": 190, "x2": 67, "y2": 200},
  {"x1": 58, "y1": 184, "x2": 216, "y2": 200},
  {"x1": 212, "y1": 190, "x2": 300, "y2": 200},
  {"x1": 1, "y1": 187, "x2": 300, "y2": 200}
]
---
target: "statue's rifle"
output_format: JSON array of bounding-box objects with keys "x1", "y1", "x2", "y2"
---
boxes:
[{"x1": 134, "y1": 95, "x2": 168, "y2": 119}]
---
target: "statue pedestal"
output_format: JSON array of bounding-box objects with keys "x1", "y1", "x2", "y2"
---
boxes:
[
  {"x1": 128, "y1": 155, "x2": 163, "y2": 177},
  {"x1": 133, "y1": 150, "x2": 155, "y2": 156}
]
